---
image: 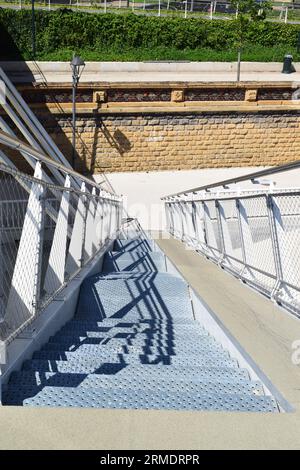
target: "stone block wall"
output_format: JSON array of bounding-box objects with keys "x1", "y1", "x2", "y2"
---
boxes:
[{"x1": 35, "y1": 111, "x2": 300, "y2": 174}]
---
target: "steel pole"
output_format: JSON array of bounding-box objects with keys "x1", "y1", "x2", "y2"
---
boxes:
[
  {"x1": 237, "y1": 48, "x2": 241, "y2": 82},
  {"x1": 31, "y1": 0, "x2": 36, "y2": 58}
]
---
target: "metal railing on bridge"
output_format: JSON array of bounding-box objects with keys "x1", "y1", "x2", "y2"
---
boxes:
[
  {"x1": 162, "y1": 164, "x2": 300, "y2": 319},
  {"x1": 0, "y1": 67, "x2": 123, "y2": 345},
  {"x1": 0, "y1": 156, "x2": 122, "y2": 345}
]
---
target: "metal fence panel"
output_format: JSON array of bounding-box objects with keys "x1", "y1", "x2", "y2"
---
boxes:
[
  {"x1": 203, "y1": 200, "x2": 222, "y2": 261},
  {"x1": 0, "y1": 164, "x2": 123, "y2": 345}
]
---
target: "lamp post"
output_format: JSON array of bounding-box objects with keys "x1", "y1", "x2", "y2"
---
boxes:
[
  {"x1": 70, "y1": 55, "x2": 85, "y2": 169},
  {"x1": 31, "y1": 0, "x2": 36, "y2": 58}
]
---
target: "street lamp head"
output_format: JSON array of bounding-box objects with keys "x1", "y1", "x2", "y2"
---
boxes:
[{"x1": 70, "y1": 55, "x2": 85, "y2": 83}]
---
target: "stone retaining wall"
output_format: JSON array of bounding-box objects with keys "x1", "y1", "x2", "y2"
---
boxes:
[{"x1": 35, "y1": 111, "x2": 300, "y2": 174}]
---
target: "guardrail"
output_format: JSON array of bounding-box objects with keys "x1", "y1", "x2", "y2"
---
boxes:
[
  {"x1": 162, "y1": 162, "x2": 300, "y2": 319},
  {"x1": 0, "y1": 159, "x2": 123, "y2": 345},
  {"x1": 0, "y1": 66, "x2": 123, "y2": 347}
]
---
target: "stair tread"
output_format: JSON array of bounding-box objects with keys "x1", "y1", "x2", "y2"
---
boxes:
[
  {"x1": 3, "y1": 387, "x2": 278, "y2": 412},
  {"x1": 7, "y1": 371, "x2": 264, "y2": 395},
  {"x1": 46, "y1": 338, "x2": 220, "y2": 351},
  {"x1": 103, "y1": 250, "x2": 167, "y2": 273},
  {"x1": 23, "y1": 360, "x2": 249, "y2": 377},
  {"x1": 32, "y1": 350, "x2": 236, "y2": 364}
]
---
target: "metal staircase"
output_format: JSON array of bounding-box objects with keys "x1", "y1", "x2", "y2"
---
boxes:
[{"x1": 2, "y1": 229, "x2": 279, "y2": 412}]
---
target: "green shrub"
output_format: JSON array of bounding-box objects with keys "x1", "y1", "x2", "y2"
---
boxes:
[{"x1": 0, "y1": 9, "x2": 299, "y2": 60}]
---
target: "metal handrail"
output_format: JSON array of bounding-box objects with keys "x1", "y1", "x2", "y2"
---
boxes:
[
  {"x1": 0, "y1": 130, "x2": 117, "y2": 197},
  {"x1": 161, "y1": 159, "x2": 300, "y2": 199}
]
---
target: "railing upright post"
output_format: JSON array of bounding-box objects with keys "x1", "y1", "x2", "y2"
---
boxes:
[
  {"x1": 65, "y1": 182, "x2": 87, "y2": 276},
  {"x1": 165, "y1": 201, "x2": 170, "y2": 234},
  {"x1": 266, "y1": 194, "x2": 283, "y2": 300},
  {"x1": 84, "y1": 187, "x2": 97, "y2": 259},
  {"x1": 191, "y1": 199, "x2": 199, "y2": 246},
  {"x1": 179, "y1": 200, "x2": 185, "y2": 242},
  {"x1": 236, "y1": 198, "x2": 247, "y2": 275},
  {"x1": 25, "y1": 163, "x2": 45, "y2": 315},
  {"x1": 80, "y1": 187, "x2": 89, "y2": 267},
  {"x1": 173, "y1": 200, "x2": 180, "y2": 239},
  {"x1": 202, "y1": 201, "x2": 209, "y2": 248},
  {"x1": 167, "y1": 200, "x2": 175, "y2": 236},
  {"x1": 97, "y1": 190, "x2": 105, "y2": 248},
  {"x1": 194, "y1": 200, "x2": 205, "y2": 250},
  {"x1": 215, "y1": 199, "x2": 226, "y2": 264},
  {"x1": 6, "y1": 161, "x2": 45, "y2": 326},
  {"x1": 44, "y1": 174, "x2": 71, "y2": 295}
]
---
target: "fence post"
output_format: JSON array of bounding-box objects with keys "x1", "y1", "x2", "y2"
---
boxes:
[
  {"x1": 266, "y1": 194, "x2": 283, "y2": 300},
  {"x1": 210, "y1": 1, "x2": 213, "y2": 19}
]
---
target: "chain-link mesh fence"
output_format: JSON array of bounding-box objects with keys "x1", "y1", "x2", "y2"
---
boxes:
[{"x1": 0, "y1": 163, "x2": 123, "y2": 345}]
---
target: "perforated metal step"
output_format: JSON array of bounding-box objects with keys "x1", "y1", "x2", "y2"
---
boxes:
[
  {"x1": 32, "y1": 348, "x2": 236, "y2": 365},
  {"x1": 56, "y1": 321, "x2": 208, "y2": 336},
  {"x1": 7, "y1": 370, "x2": 264, "y2": 396},
  {"x1": 3, "y1": 386, "x2": 279, "y2": 412},
  {"x1": 103, "y1": 251, "x2": 167, "y2": 273},
  {"x1": 24, "y1": 354, "x2": 240, "y2": 373},
  {"x1": 59, "y1": 318, "x2": 202, "y2": 330},
  {"x1": 49, "y1": 331, "x2": 214, "y2": 344},
  {"x1": 114, "y1": 237, "x2": 157, "y2": 253},
  {"x1": 42, "y1": 336, "x2": 224, "y2": 354}
]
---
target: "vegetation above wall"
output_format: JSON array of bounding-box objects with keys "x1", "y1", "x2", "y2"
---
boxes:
[{"x1": 1, "y1": 9, "x2": 300, "y2": 61}]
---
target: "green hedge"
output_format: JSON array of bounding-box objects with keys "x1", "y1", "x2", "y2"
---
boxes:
[{"x1": 1, "y1": 9, "x2": 300, "y2": 60}]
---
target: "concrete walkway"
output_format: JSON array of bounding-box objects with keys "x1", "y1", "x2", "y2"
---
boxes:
[
  {"x1": 0, "y1": 234, "x2": 299, "y2": 449},
  {"x1": 2, "y1": 61, "x2": 300, "y2": 84}
]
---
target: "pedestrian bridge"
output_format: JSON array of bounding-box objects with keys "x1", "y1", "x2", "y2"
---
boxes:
[{"x1": 0, "y1": 66, "x2": 299, "y2": 424}]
